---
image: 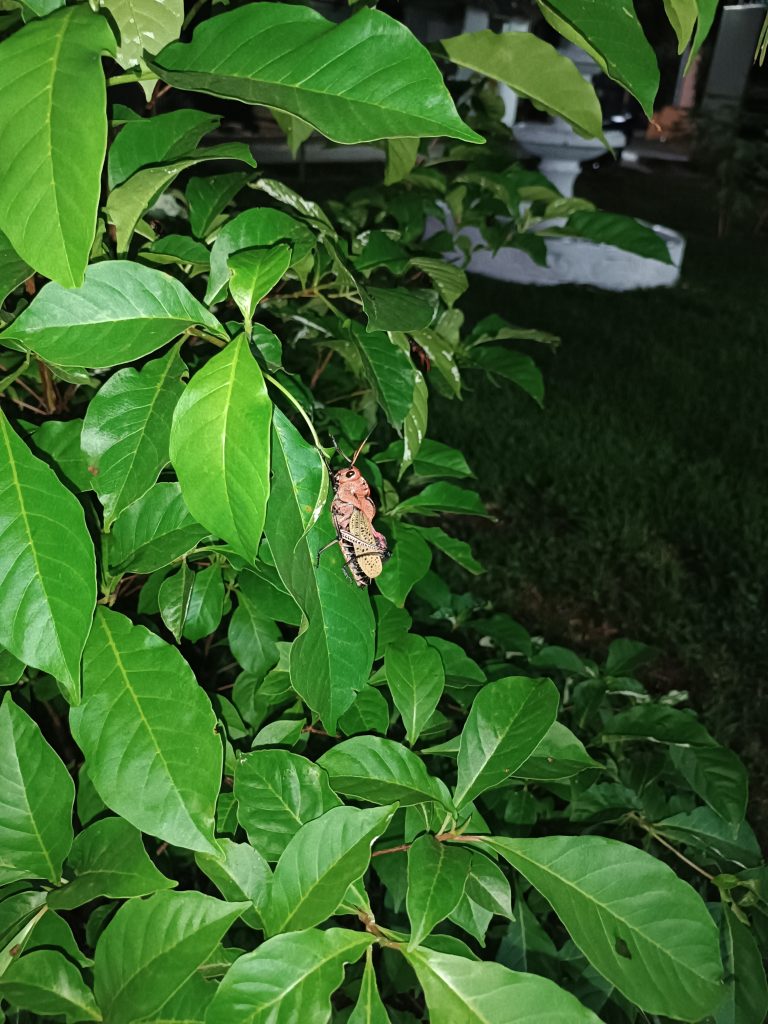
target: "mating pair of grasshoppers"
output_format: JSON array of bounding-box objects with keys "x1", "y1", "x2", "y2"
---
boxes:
[{"x1": 316, "y1": 437, "x2": 390, "y2": 587}]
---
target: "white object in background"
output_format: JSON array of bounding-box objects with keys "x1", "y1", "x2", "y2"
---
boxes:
[{"x1": 512, "y1": 121, "x2": 626, "y2": 197}]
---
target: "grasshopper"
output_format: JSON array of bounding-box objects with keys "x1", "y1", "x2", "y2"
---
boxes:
[{"x1": 316, "y1": 436, "x2": 390, "y2": 587}]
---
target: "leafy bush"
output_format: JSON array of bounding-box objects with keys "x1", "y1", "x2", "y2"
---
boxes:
[{"x1": 0, "y1": 2, "x2": 765, "y2": 1023}]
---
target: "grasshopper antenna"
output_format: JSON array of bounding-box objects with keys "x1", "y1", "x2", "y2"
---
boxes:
[{"x1": 350, "y1": 431, "x2": 372, "y2": 467}]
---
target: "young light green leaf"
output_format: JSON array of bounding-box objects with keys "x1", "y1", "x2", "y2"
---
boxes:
[
  {"x1": 0, "y1": 694, "x2": 74, "y2": 886},
  {"x1": 487, "y1": 834, "x2": 724, "y2": 1021},
  {"x1": 406, "y1": 835, "x2": 471, "y2": 948},
  {"x1": 266, "y1": 804, "x2": 396, "y2": 934},
  {"x1": 265, "y1": 410, "x2": 375, "y2": 731},
  {"x1": 1, "y1": 261, "x2": 225, "y2": 368},
  {"x1": 107, "y1": 482, "x2": 208, "y2": 574},
  {"x1": 48, "y1": 816, "x2": 176, "y2": 910},
  {"x1": 385, "y1": 634, "x2": 445, "y2": 745},
  {"x1": 170, "y1": 336, "x2": 271, "y2": 562},
  {"x1": 81, "y1": 345, "x2": 186, "y2": 527},
  {"x1": 349, "y1": 949, "x2": 391, "y2": 1024},
  {"x1": 454, "y1": 677, "x2": 559, "y2": 808},
  {"x1": 183, "y1": 565, "x2": 225, "y2": 643},
  {"x1": 234, "y1": 749, "x2": 340, "y2": 862},
  {"x1": 0, "y1": 949, "x2": 100, "y2": 1021},
  {"x1": 374, "y1": 522, "x2": 432, "y2": 608},
  {"x1": 70, "y1": 608, "x2": 222, "y2": 854},
  {"x1": 443, "y1": 30, "x2": 605, "y2": 141},
  {"x1": 0, "y1": 6, "x2": 115, "y2": 286},
  {"x1": 662, "y1": 0, "x2": 698, "y2": 53},
  {"x1": 195, "y1": 840, "x2": 271, "y2": 932},
  {"x1": 229, "y1": 244, "x2": 292, "y2": 327},
  {"x1": 318, "y1": 735, "x2": 450, "y2": 809},
  {"x1": 103, "y1": 0, "x2": 182, "y2": 76},
  {"x1": 159, "y1": 562, "x2": 195, "y2": 642},
  {"x1": 94, "y1": 891, "x2": 246, "y2": 1024},
  {"x1": 205, "y1": 928, "x2": 373, "y2": 1024},
  {"x1": 404, "y1": 945, "x2": 601, "y2": 1023},
  {"x1": 0, "y1": 411, "x2": 96, "y2": 701},
  {"x1": 538, "y1": 0, "x2": 659, "y2": 118},
  {"x1": 150, "y1": 5, "x2": 481, "y2": 145}
]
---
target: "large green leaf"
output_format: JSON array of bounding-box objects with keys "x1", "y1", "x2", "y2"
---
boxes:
[
  {"x1": 443, "y1": 30, "x2": 605, "y2": 141},
  {"x1": 149, "y1": 5, "x2": 480, "y2": 145},
  {"x1": 195, "y1": 840, "x2": 271, "y2": 931},
  {"x1": 0, "y1": 949, "x2": 99, "y2": 1022},
  {"x1": 234, "y1": 749, "x2": 340, "y2": 862},
  {"x1": 374, "y1": 522, "x2": 432, "y2": 608},
  {"x1": 716, "y1": 905, "x2": 768, "y2": 1024},
  {"x1": 0, "y1": 6, "x2": 115, "y2": 286},
  {"x1": 106, "y1": 482, "x2": 208, "y2": 574},
  {"x1": 205, "y1": 928, "x2": 373, "y2": 1024},
  {"x1": 0, "y1": 694, "x2": 74, "y2": 885},
  {"x1": 1, "y1": 261, "x2": 225, "y2": 368},
  {"x1": 94, "y1": 891, "x2": 246, "y2": 1024},
  {"x1": 671, "y1": 744, "x2": 748, "y2": 825},
  {"x1": 515, "y1": 721, "x2": 600, "y2": 781},
  {"x1": 229, "y1": 244, "x2": 292, "y2": 327},
  {"x1": 361, "y1": 287, "x2": 435, "y2": 333},
  {"x1": 266, "y1": 804, "x2": 395, "y2": 934},
  {"x1": 655, "y1": 807, "x2": 762, "y2": 868},
  {"x1": 319, "y1": 736, "x2": 450, "y2": 809},
  {"x1": 108, "y1": 109, "x2": 218, "y2": 188},
  {"x1": 385, "y1": 633, "x2": 445, "y2": 745},
  {"x1": 349, "y1": 950, "x2": 391, "y2": 1024},
  {"x1": 662, "y1": 0, "x2": 698, "y2": 53},
  {"x1": 486, "y1": 834, "x2": 724, "y2": 1020},
  {"x1": 0, "y1": 410, "x2": 96, "y2": 700},
  {"x1": 81, "y1": 344, "x2": 186, "y2": 528},
  {"x1": 49, "y1": 816, "x2": 176, "y2": 910},
  {"x1": 537, "y1": 0, "x2": 659, "y2": 119},
  {"x1": 453, "y1": 677, "x2": 559, "y2": 808},
  {"x1": 187, "y1": 170, "x2": 252, "y2": 239},
  {"x1": 103, "y1": 0, "x2": 183, "y2": 75},
  {"x1": 170, "y1": 336, "x2": 271, "y2": 563},
  {"x1": 406, "y1": 836, "x2": 471, "y2": 948},
  {"x1": 404, "y1": 945, "x2": 600, "y2": 1023},
  {"x1": 350, "y1": 323, "x2": 416, "y2": 427},
  {"x1": 265, "y1": 410, "x2": 375, "y2": 731},
  {"x1": 469, "y1": 347, "x2": 544, "y2": 406},
  {"x1": 70, "y1": 607, "x2": 222, "y2": 854},
  {"x1": 107, "y1": 142, "x2": 257, "y2": 252},
  {"x1": 560, "y1": 211, "x2": 672, "y2": 263},
  {"x1": 393, "y1": 482, "x2": 488, "y2": 519}
]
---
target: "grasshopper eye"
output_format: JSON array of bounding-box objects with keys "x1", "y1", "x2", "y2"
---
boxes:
[{"x1": 346, "y1": 470, "x2": 356, "y2": 478}]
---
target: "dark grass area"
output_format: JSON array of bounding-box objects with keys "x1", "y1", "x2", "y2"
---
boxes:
[{"x1": 433, "y1": 162, "x2": 768, "y2": 783}]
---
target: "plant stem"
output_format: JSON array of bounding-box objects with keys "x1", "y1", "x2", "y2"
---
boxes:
[
  {"x1": 263, "y1": 371, "x2": 323, "y2": 450},
  {"x1": 630, "y1": 814, "x2": 715, "y2": 882},
  {"x1": 106, "y1": 71, "x2": 156, "y2": 88},
  {"x1": 182, "y1": 0, "x2": 208, "y2": 30}
]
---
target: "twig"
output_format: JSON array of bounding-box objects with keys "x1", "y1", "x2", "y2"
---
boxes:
[
  {"x1": 629, "y1": 813, "x2": 715, "y2": 882},
  {"x1": 309, "y1": 348, "x2": 334, "y2": 389},
  {"x1": 372, "y1": 832, "x2": 485, "y2": 858}
]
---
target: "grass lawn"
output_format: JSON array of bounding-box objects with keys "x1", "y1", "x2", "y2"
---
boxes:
[{"x1": 433, "y1": 162, "x2": 768, "y2": 779}]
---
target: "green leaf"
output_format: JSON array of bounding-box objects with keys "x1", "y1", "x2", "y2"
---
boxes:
[
  {"x1": 0, "y1": 694, "x2": 74, "y2": 885},
  {"x1": 361, "y1": 287, "x2": 435, "y2": 333},
  {"x1": 183, "y1": 565, "x2": 225, "y2": 642},
  {"x1": 560, "y1": 210, "x2": 672, "y2": 263},
  {"x1": 406, "y1": 835, "x2": 471, "y2": 948},
  {"x1": 265, "y1": 410, "x2": 375, "y2": 731},
  {"x1": 318, "y1": 735, "x2": 450, "y2": 809},
  {"x1": 385, "y1": 634, "x2": 445, "y2": 745},
  {"x1": 0, "y1": 230, "x2": 31, "y2": 306},
  {"x1": 716, "y1": 905, "x2": 768, "y2": 1024},
  {"x1": 81, "y1": 345, "x2": 186, "y2": 527},
  {"x1": 107, "y1": 481, "x2": 208, "y2": 574},
  {"x1": 206, "y1": 208, "x2": 316, "y2": 304},
  {"x1": 515, "y1": 721, "x2": 600, "y2": 781},
  {"x1": 49, "y1": 816, "x2": 175, "y2": 910},
  {"x1": 465, "y1": 852, "x2": 513, "y2": 919},
  {"x1": 602, "y1": 704, "x2": 714, "y2": 745},
  {"x1": 349, "y1": 950, "x2": 391, "y2": 1024},
  {"x1": 410, "y1": 257, "x2": 468, "y2": 308},
  {"x1": 374, "y1": 522, "x2": 432, "y2": 607},
  {"x1": 443, "y1": 30, "x2": 605, "y2": 141},
  {"x1": 402, "y1": 370, "x2": 428, "y2": 472},
  {"x1": 656, "y1": 807, "x2": 761, "y2": 868},
  {"x1": 487, "y1": 834, "x2": 724, "y2": 1020},
  {"x1": 153, "y1": 972, "x2": 215, "y2": 1023},
  {"x1": 671, "y1": 744, "x2": 748, "y2": 825},
  {"x1": 108, "y1": 109, "x2": 218, "y2": 188},
  {"x1": 229, "y1": 245, "x2": 292, "y2": 327},
  {"x1": 385, "y1": 137, "x2": 420, "y2": 186},
  {"x1": 537, "y1": 0, "x2": 659, "y2": 119},
  {"x1": 70, "y1": 607, "x2": 222, "y2": 854},
  {"x1": 0, "y1": 647, "x2": 24, "y2": 686},
  {"x1": 107, "y1": 142, "x2": 257, "y2": 253},
  {"x1": 157, "y1": 561, "x2": 194, "y2": 642},
  {"x1": 170, "y1": 335, "x2": 272, "y2": 563},
  {"x1": 103, "y1": 0, "x2": 182, "y2": 75},
  {"x1": 688, "y1": 0, "x2": 719, "y2": 69},
  {"x1": 408, "y1": 439, "x2": 472, "y2": 480},
  {"x1": 0, "y1": 411, "x2": 96, "y2": 700},
  {"x1": 266, "y1": 804, "x2": 395, "y2": 934},
  {"x1": 0, "y1": 6, "x2": 115, "y2": 286},
  {"x1": 404, "y1": 945, "x2": 600, "y2": 1023},
  {"x1": 470, "y1": 346, "x2": 544, "y2": 406},
  {"x1": 662, "y1": 0, "x2": 698, "y2": 53},
  {"x1": 393, "y1": 481, "x2": 489, "y2": 518},
  {"x1": 350, "y1": 323, "x2": 416, "y2": 427},
  {"x1": 2, "y1": 262, "x2": 225, "y2": 369},
  {"x1": 28, "y1": 419, "x2": 92, "y2": 493},
  {"x1": 195, "y1": 840, "x2": 271, "y2": 932},
  {"x1": 228, "y1": 592, "x2": 280, "y2": 676},
  {"x1": 0, "y1": 949, "x2": 99, "y2": 1021},
  {"x1": 605, "y1": 637, "x2": 656, "y2": 675},
  {"x1": 338, "y1": 685, "x2": 390, "y2": 737},
  {"x1": 415, "y1": 525, "x2": 483, "y2": 575},
  {"x1": 454, "y1": 677, "x2": 559, "y2": 808},
  {"x1": 234, "y1": 749, "x2": 340, "y2": 862},
  {"x1": 273, "y1": 109, "x2": 314, "y2": 157},
  {"x1": 187, "y1": 171, "x2": 251, "y2": 239},
  {"x1": 205, "y1": 927, "x2": 373, "y2": 1024},
  {"x1": 94, "y1": 891, "x2": 246, "y2": 1024},
  {"x1": 150, "y1": 5, "x2": 480, "y2": 145}
]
